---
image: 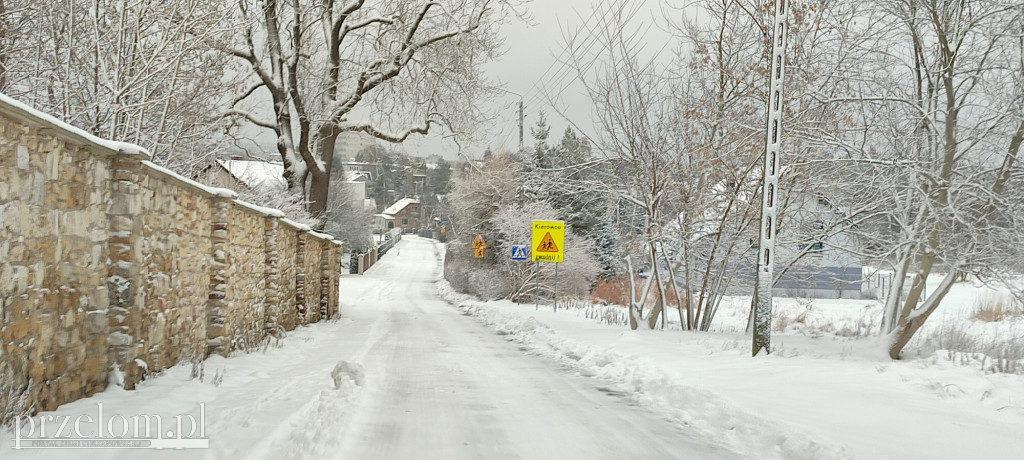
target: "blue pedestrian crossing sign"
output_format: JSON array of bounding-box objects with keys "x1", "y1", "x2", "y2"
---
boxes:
[{"x1": 511, "y1": 245, "x2": 529, "y2": 261}]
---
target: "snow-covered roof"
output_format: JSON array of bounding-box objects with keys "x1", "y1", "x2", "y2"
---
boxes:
[
  {"x1": 374, "y1": 213, "x2": 396, "y2": 220},
  {"x1": 344, "y1": 171, "x2": 372, "y2": 181},
  {"x1": 383, "y1": 198, "x2": 420, "y2": 215},
  {"x1": 143, "y1": 160, "x2": 237, "y2": 198},
  {"x1": 218, "y1": 160, "x2": 287, "y2": 191}
]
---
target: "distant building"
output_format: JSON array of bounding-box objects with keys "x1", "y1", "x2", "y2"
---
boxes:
[
  {"x1": 198, "y1": 159, "x2": 287, "y2": 192},
  {"x1": 381, "y1": 198, "x2": 423, "y2": 233},
  {"x1": 220, "y1": 160, "x2": 287, "y2": 190},
  {"x1": 373, "y1": 213, "x2": 396, "y2": 234},
  {"x1": 732, "y1": 193, "x2": 865, "y2": 299}
]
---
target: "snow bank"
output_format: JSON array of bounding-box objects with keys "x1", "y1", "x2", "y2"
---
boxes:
[
  {"x1": 435, "y1": 271, "x2": 1024, "y2": 460},
  {"x1": 437, "y1": 282, "x2": 852, "y2": 460}
]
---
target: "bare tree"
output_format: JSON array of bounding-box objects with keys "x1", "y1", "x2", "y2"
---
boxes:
[
  {"x1": 802, "y1": 0, "x2": 1024, "y2": 358},
  {"x1": 1, "y1": 0, "x2": 235, "y2": 174},
  {"x1": 222, "y1": 0, "x2": 527, "y2": 224}
]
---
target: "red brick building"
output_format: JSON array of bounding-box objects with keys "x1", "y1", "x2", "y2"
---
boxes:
[{"x1": 382, "y1": 198, "x2": 422, "y2": 232}]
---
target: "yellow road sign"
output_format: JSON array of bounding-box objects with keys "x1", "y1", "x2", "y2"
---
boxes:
[
  {"x1": 472, "y1": 234, "x2": 487, "y2": 249},
  {"x1": 531, "y1": 220, "x2": 564, "y2": 263},
  {"x1": 473, "y1": 247, "x2": 485, "y2": 258}
]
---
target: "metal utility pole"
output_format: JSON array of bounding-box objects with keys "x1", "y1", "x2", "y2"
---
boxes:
[
  {"x1": 518, "y1": 100, "x2": 524, "y2": 153},
  {"x1": 493, "y1": 88, "x2": 525, "y2": 153},
  {"x1": 753, "y1": 0, "x2": 789, "y2": 357}
]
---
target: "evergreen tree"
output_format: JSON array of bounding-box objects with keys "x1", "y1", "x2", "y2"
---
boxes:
[{"x1": 531, "y1": 111, "x2": 552, "y2": 169}]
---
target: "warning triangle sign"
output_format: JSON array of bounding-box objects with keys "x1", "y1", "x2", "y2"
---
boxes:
[{"x1": 536, "y1": 232, "x2": 559, "y2": 253}]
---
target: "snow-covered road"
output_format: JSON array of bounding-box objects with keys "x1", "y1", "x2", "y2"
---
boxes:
[
  {"x1": 331, "y1": 236, "x2": 735, "y2": 459},
  {"x1": 4, "y1": 236, "x2": 736, "y2": 459}
]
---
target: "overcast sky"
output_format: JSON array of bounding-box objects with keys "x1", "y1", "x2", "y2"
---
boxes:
[{"x1": 402, "y1": 0, "x2": 674, "y2": 161}]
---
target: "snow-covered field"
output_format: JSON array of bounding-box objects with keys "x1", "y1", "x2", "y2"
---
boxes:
[{"x1": 3, "y1": 236, "x2": 1022, "y2": 459}]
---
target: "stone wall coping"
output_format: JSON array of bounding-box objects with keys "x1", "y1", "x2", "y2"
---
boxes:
[
  {"x1": 277, "y1": 219, "x2": 333, "y2": 244},
  {"x1": 280, "y1": 217, "x2": 313, "y2": 232},
  {"x1": 141, "y1": 160, "x2": 238, "y2": 199},
  {"x1": 0, "y1": 92, "x2": 151, "y2": 158},
  {"x1": 308, "y1": 230, "x2": 334, "y2": 241},
  {"x1": 233, "y1": 199, "x2": 287, "y2": 218}
]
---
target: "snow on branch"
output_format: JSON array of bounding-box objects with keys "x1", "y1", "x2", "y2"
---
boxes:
[{"x1": 340, "y1": 120, "x2": 436, "y2": 144}]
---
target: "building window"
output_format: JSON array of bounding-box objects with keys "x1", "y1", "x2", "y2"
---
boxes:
[
  {"x1": 402, "y1": 218, "x2": 408, "y2": 225},
  {"x1": 804, "y1": 221, "x2": 825, "y2": 252}
]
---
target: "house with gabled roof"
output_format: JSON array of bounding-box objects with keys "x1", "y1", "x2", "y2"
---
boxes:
[{"x1": 381, "y1": 198, "x2": 423, "y2": 233}]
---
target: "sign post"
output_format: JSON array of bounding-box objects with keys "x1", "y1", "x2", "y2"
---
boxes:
[
  {"x1": 510, "y1": 245, "x2": 529, "y2": 305},
  {"x1": 531, "y1": 221, "x2": 564, "y2": 311}
]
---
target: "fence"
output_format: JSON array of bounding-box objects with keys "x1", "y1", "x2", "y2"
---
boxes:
[{"x1": 350, "y1": 228, "x2": 402, "y2": 274}]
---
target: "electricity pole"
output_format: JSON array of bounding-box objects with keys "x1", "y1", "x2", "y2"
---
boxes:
[
  {"x1": 518, "y1": 100, "x2": 524, "y2": 153},
  {"x1": 753, "y1": 0, "x2": 790, "y2": 357},
  {"x1": 494, "y1": 88, "x2": 525, "y2": 153}
]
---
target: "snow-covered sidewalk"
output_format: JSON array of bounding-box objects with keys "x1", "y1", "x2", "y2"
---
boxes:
[{"x1": 438, "y1": 281, "x2": 1024, "y2": 460}]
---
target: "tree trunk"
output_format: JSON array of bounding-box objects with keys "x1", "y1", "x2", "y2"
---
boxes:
[
  {"x1": 647, "y1": 282, "x2": 663, "y2": 330},
  {"x1": 624, "y1": 256, "x2": 639, "y2": 330},
  {"x1": 646, "y1": 242, "x2": 664, "y2": 329},
  {"x1": 308, "y1": 125, "x2": 340, "y2": 226},
  {"x1": 880, "y1": 251, "x2": 912, "y2": 334},
  {"x1": 888, "y1": 270, "x2": 957, "y2": 359}
]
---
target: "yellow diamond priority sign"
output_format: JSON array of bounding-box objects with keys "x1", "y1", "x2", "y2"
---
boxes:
[{"x1": 531, "y1": 221, "x2": 564, "y2": 263}]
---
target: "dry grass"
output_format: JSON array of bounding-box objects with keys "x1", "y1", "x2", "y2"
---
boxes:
[
  {"x1": 911, "y1": 322, "x2": 1024, "y2": 375},
  {"x1": 971, "y1": 292, "x2": 1023, "y2": 322}
]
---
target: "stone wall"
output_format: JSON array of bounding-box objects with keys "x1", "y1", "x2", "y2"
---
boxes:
[
  {"x1": 275, "y1": 220, "x2": 301, "y2": 332},
  {"x1": 0, "y1": 94, "x2": 342, "y2": 416},
  {"x1": 107, "y1": 155, "x2": 213, "y2": 388},
  {"x1": 0, "y1": 119, "x2": 111, "y2": 416},
  {"x1": 300, "y1": 232, "x2": 324, "y2": 324}
]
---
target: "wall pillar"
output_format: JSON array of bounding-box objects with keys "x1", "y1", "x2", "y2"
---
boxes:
[
  {"x1": 264, "y1": 217, "x2": 281, "y2": 335},
  {"x1": 295, "y1": 235, "x2": 306, "y2": 323},
  {"x1": 206, "y1": 196, "x2": 231, "y2": 356},
  {"x1": 106, "y1": 153, "x2": 142, "y2": 388}
]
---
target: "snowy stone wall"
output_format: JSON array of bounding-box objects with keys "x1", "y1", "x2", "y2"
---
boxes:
[
  {"x1": 214, "y1": 201, "x2": 268, "y2": 354},
  {"x1": 300, "y1": 232, "x2": 324, "y2": 323},
  {"x1": 275, "y1": 220, "x2": 301, "y2": 332},
  {"x1": 0, "y1": 95, "x2": 341, "y2": 415},
  {"x1": 108, "y1": 155, "x2": 213, "y2": 389},
  {"x1": 0, "y1": 113, "x2": 113, "y2": 415}
]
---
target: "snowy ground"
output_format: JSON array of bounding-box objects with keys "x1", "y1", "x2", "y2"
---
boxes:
[
  {"x1": 4, "y1": 236, "x2": 1022, "y2": 459},
  {"x1": 4, "y1": 236, "x2": 738, "y2": 459},
  {"x1": 440, "y1": 267, "x2": 1024, "y2": 459}
]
